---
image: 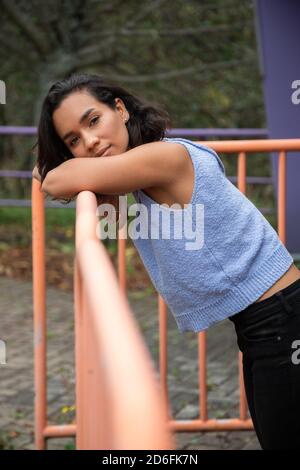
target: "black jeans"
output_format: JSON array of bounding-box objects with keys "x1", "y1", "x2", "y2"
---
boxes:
[{"x1": 229, "y1": 278, "x2": 300, "y2": 450}]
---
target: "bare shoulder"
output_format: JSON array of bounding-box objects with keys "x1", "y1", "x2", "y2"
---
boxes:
[
  {"x1": 126, "y1": 140, "x2": 191, "y2": 176},
  {"x1": 133, "y1": 140, "x2": 189, "y2": 158},
  {"x1": 135, "y1": 141, "x2": 194, "y2": 207}
]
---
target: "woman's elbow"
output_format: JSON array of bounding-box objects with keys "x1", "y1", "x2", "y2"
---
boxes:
[{"x1": 42, "y1": 172, "x2": 76, "y2": 199}]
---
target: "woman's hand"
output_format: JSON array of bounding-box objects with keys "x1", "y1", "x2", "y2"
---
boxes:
[
  {"x1": 32, "y1": 165, "x2": 58, "y2": 199},
  {"x1": 41, "y1": 162, "x2": 79, "y2": 199},
  {"x1": 32, "y1": 165, "x2": 42, "y2": 182}
]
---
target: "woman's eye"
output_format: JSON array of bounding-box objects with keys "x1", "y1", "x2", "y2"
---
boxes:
[
  {"x1": 89, "y1": 116, "x2": 99, "y2": 127},
  {"x1": 69, "y1": 137, "x2": 79, "y2": 147}
]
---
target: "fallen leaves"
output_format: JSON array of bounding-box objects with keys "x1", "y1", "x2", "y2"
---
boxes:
[{"x1": 0, "y1": 226, "x2": 153, "y2": 293}]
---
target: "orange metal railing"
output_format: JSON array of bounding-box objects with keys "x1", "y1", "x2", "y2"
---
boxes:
[
  {"x1": 74, "y1": 191, "x2": 173, "y2": 449},
  {"x1": 32, "y1": 182, "x2": 173, "y2": 450},
  {"x1": 32, "y1": 139, "x2": 300, "y2": 448},
  {"x1": 116, "y1": 139, "x2": 300, "y2": 434},
  {"x1": 162, "y1": 139, "x2": 299, "y2": 433}
]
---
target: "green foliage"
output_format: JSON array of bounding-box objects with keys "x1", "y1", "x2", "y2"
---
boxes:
[
  {"x1": 0, "y1": 1, "x2": 264, "y2": 182},
  {"x1": 0, "y1": 207, "x2": 75, "y2": 230},
  {"x1": 0, "y1": 1, "x2": 274, "y2": 224},
  {"x1": 64, "y1": 440, "x2": 76, "y2": 450},
  {"x1": 0, "y1": 431, "x2": 15, "y2": 450}
]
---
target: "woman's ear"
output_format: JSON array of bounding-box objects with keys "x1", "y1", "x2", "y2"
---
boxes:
[{"x1": 115, "y1": 97, "x2": 128, "y2": 120}]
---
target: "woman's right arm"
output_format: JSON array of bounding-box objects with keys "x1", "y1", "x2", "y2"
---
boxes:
[{"x1": 41, "y1": 141, "x2": 188, "y2": 199}]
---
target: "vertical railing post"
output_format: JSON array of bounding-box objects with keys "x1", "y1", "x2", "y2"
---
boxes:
[
  {"x1": 278, "y1": 151, "x2": 287, "y2": 244},
  {"x1": 237, "y1": 151, "x2": 249, "y2": 421},
  {"x1": 32, "y1": 179, "x2": 47, "y2": 450},
  {"x1": 198, "y1": 331, "x2": 207, "y2": 421},
  {"x1": 74, "y1": 259, "x2": 84, "y2": 449},
  {"x1": 158, "y1": 296, "x2": 170, "y2": 420}
]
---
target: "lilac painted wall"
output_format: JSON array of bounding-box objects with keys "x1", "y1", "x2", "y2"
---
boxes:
[{"x1": 255, "y1": 0, "x2": 300, "y2": 252}]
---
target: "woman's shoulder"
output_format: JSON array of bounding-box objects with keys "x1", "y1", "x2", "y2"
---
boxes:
[
  {"x1": 162, "y1": 137, "x2": 225, "y2": 174},
  {"x1": 163, "y1": 137, "x2": 217, "y2": 155},
  {"x1": 131, "y1": 139, "x2": 191, "y2": 166},
  {"x1": 132, "y1": 139, "x2": 194, "y2": 207}
]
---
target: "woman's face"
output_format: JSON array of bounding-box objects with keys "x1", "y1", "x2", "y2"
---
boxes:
[{"x1": 53, "y1": 90, "x2": 130, "y2": 158}]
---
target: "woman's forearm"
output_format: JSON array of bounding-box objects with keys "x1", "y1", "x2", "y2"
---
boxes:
[
  {"x1": 41, "y1": 161, "x2": 79, "y2": 199},
  {"x1": 41, "y1": 157, "x2": 107, "y2": 198}
]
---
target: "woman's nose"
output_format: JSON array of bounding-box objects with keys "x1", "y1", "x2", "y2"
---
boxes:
[{"x1": 84, "y1": 132, "x2": 100, "y2": 152}]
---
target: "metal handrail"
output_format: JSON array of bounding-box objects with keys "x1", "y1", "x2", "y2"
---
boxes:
[
  {"x1": 32, "y1": 181, "x2": 173, "y2": 449},
  {"x1": 32, "y1": 138, "x2": 300, "y2": 448}
]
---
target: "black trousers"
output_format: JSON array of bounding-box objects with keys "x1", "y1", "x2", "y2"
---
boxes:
[{"x1": 229, "y1": 278, "x2": 300, "y2": 450}]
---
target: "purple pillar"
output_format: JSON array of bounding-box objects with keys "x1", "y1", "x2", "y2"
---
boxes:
[{"x1": 255, "y1": 0, "x2": 300, "y2": 253}]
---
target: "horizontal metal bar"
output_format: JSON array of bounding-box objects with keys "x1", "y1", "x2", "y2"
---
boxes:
[
  {"x1": 0, "y1": 198, "x2": 76, "y2": 208},
  {"x1": 228, "y1": 176, "x2": 273, "y2": 184},
  {"x1": 0, "y1": 126, "x2": 268, "y2": 137},
  {"x1": 0, "y1": 171, "x2": 274, "y2": 185},
  {"x1": 0, "y1": 198, "x2": 274, "y2": 215},
  {"x1": 168, "y1": 418, "x2": 253, "y2": 432},
  {"x1": 167, "y1": 128, "x2": 269, "y2": 137},
  {"x1": 202, "y1": 139, "x2": 300, "y2": 152},
  {"x1": 0, "y1": 170, "x2": 33, "y2": 178},
  {"x1": 43, "y1": 424, "x2": 76, "y2": 438},
  {"x1": 0, "y1": 126, "x2": 37, "y2": 135}
]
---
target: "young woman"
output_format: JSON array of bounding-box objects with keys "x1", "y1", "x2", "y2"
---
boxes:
[{"x1": 33, "y1": 73, "x2": 300, "y2": 449}]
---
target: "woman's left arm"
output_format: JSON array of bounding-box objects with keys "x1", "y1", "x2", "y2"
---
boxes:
[
  {"x1": 41, "y1": 141, "x2": 188, "y2": 199},
  {"x1": 32, "y1": 164, "x2": 42, "y2": 182}
]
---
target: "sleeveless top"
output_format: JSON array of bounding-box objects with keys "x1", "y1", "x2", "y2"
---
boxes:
[{"x1": 130, "y1": 137, "x2": 293, "y2": 332}]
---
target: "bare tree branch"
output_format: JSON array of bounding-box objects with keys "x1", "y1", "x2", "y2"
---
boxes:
[
  {"x1": 75, "y1": 0, "x2": 249, "y2": 71},
  {"x1": 75, "y1": 0, "x2": 170, "y2": 70},
  {"x1": 107, "y1": 59, "x2": 256, "y2": 84},
  {"x1": 1, "y1": 0, "x2": 50, "y2": 56},
  {"x1": 82, "y1": 23, "x2": 252, "y2": 40},
  {"x1": 0, "y1": 32, "x2": 26, "y2": 57},
  {"x1": 38, "y1": 3, "x2": 60, "y2": 50},
  {"x1": 125, "y1": 0, "x2": 169, "y2": 28}
]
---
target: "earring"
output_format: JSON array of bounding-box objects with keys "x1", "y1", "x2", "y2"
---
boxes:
[{"x1": 124, "y1": 114, "x2": 129, "y2": 123}]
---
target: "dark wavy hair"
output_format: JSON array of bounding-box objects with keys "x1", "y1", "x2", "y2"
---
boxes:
[{"x1": 36, "y1": 73, "x2": 172, "y2": 192}]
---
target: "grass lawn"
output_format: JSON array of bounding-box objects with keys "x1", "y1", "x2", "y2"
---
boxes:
[{"x1": 0, "y1": 206, "x2": 75, "y2": 231}]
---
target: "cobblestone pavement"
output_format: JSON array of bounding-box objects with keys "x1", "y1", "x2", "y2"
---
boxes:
[{"x1": 0, "y1": 276, "x2": 260, "y2": 450}]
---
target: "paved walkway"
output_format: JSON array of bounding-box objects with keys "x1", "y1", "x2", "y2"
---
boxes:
[{"x1": 0, "y1": 276, "x2": 260, "y2": 450}]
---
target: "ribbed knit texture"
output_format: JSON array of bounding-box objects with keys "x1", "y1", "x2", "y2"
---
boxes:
[{"x1": 131, "y1": 138, "x2": 293, "y2": 332}]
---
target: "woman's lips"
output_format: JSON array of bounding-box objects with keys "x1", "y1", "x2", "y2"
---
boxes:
[
  {"x1": 95, "y1": 145, "x2": 111, "y2": 158},
  {"x1": 102, "y1": 146, "x2": 111, "y2": 157}
]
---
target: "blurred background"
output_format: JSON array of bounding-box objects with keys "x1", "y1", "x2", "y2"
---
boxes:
[
  {"x1": 1, "y1": 0, "x2": 298, "y2": 451},
  {"x1": 0, "y1": 0, "x2": 266, "y2": 292}
]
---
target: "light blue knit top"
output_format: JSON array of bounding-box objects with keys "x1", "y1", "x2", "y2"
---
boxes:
[{"x1": 131, "y1": 137, "x2": 293, "y2": 333}]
